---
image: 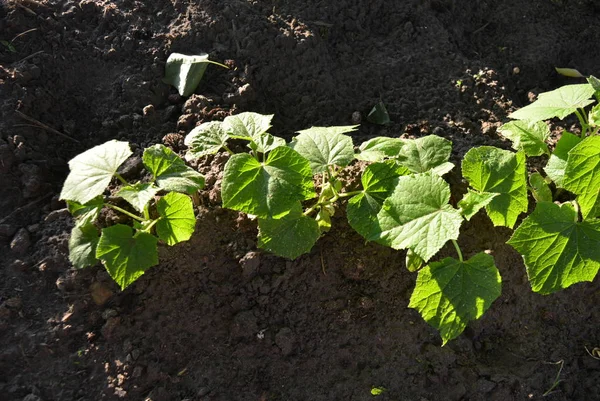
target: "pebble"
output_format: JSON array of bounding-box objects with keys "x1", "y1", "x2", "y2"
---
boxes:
[
  {"x1": 10, "y1": 228, "x2": 31, "y2": 255},
  {"x1": 90, "y1": 282, "x2": 114, "y2": 306}
]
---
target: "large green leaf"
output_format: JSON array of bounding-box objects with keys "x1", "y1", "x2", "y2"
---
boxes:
[
  {"x1": 290, "y1": 125, "x2": 358, "y2": 173},
  {"x1": 457, "y1": 190, "x2": 498, "y2": 221},
  {"x1": 257, "y1": 203, "x2": 320, "y2": 259},
  {"x1": 117, "y1": 183, "x2": 160, "y2": 213},
  {"x1": 544, "y1": 132, "x2": 581, "y2": 187},
  {"x1": 223, "y1": 112, "x2": 273, "y2": 139},
  {"x1": 222, "y1": 146, "x2": 315, "y2": 218},
  {"x1": 163, "y1": 53, "x2": 217, "y2": 97},
  {"x1": 184, "y1": 121, "x2": 229, "y2": 160},
  {"x1": 60, "y1": 140, "x2": 132, "y2": 204},
  {"x1": 96, "y1": 225, "x2": 158, "y2": 290},
  {"x1": 396, "y1": 135, "x2": 454, "y2": 176},
  {"x1": 508, "y1": 84, "x2": 596, "y2": 122},
  {"x1": 347, "y1": 162, "x2": 409, "y2": 239},
  {"x1": 67, "y1": 196, "x2": 104, "y2": 227},
  {"x1": 373, "y1": 173, "x2": 463, "y2": 261},
  {"x1": 143, "y1": 144, "x2": 205, "y2": 194},
  {"x1": 462, "y1": 147, "x2": 527, "y2": 228},
  {"x1": 68, "y1": 223, "x2": 100, "y2": 269},
  {"x1": 409, "y1": 252, "x2": 501, "y2": 345},
  {"x1": 356, "y1": 137, "x2": 404, "y2": 162},
  {"x1": 563, "y1": 136, "x2": 600, "y2": 219},
  {"x1": 507, "y1": 202, "x2": 600, "y2": 294},
  {"x1": 498, "y1": 120, "x2": 550, "y2": 156},
  {"x1": 250, "y1": 132, "x2": 287, "y2": 154},
  {"x1": 156, "y1": 192, "x2": 196, "y2": 246}
]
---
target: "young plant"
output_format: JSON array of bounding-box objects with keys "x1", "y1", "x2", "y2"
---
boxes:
[{"x1": 60, "y1": 141, "x2": 204, "y2": 289}]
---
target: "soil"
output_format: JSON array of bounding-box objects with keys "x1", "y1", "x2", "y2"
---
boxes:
[{"x1": 1, "y1": 1, "x2": 599, "y2": 400}]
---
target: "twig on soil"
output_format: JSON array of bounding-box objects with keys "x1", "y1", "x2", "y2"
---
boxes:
[
  {"x1": 14, "y1": 50, "x2": 45, "y2": 65},
  {"x1": 14, "y1": 110, "x2": 80, "y2": 143},
  {"x1": 320, "y1": 250, "x2": 327, "y2": 276},
  {"x1": 471, "y1": 22, "x2": 491, "y2": 35},
  {"x1": 0, "y1": 193, "x2": 53, "y2": 225},
  {"x1": 542, "y1": 359, "x2": 564, "y2": 397},
  {"x1": 11, "y1": 28, "x2": 38, "y2": 43},
  {"x1": 585, "y1": 346, "x2": 600, "y2": 360}
]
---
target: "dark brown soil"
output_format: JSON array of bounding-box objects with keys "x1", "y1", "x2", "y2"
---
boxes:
[{"x1": 1, "y1": 1, "x2": 599, "y2": 400}]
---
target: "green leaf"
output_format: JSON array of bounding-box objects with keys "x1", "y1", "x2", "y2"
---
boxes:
[
  {"x1": 60, "y1": 140, "x2": 132, "y2": 204},
  {"x1": 257, "y1": 204, "x2": 320, "y2": 259},
  {"x1": 367, "y1": 102, "x2": 391, "y2": 125},
  {"x1": 184, "y1": 121, "x2": 229, "y2": 160},
  {"x1": 370, "y1": 387, "x2": 387, "y2": 396},
  {"x1": 356, "y1": 137, "x2": 404, "y2": 162},
  {"x1": 222, "y1": 146, "x2": 315, "y2": 218},
  {"x1": 508, "y1": 84, "x2": 596, "y2": 122},
  {"x1": 347, "y1": 162, "x2": 409, "y2": 239},
  {"x1": 67, "y1": 196, "x2": 104, "y2": 227},
  {"x1": 458, "y1": 190, "x2": 499, "y2": 221},
  {"x1": 96, "y1": 224, "x2": 158, "y2": 290},
  {"x1": 544, "y1": 132, "x2": 581, "y2": 187},
  {"x1": 163, "y1": 53, "x2": 224, "y2": 97},
  {"x1": 555, "y1": 67, "x2": 584, "y2": 78},
  {"x1": 507, "y1": 202, "x2": 600, "y2": 294},
  {"x1": 587, "y1": 76, "x2": 600, "y2": 93},
  {"x1": 223, "y1": 112, "x2": 273, "y2": 139},
  {"x1": 290, "y1": 125, "x2": 358, "y2": 173},
  {"x1": 374, "y1": 173, "x2": 463, "y2": 262},
  {"x1": 563, "y1": 136, "x2": 600, "y2": 219},
  {"x1": 143, "y1": 144, "x2": 205, "y2": 194},
  {"x1": 406, "y1": 248, "x2": 424, "y2": 272},
  {"x1": 529, "y1": 173, "x2": 553, "y2": 203},
  {"x1": 588, "y1": 104, "x2": 600, "y2": 127},
  {"x1": 498, "y1": 120, "x2": 550, "y2": 156},
  {"x1": 156, "y1": 192, "x2": 196, "y2": 246},
  {"x1": 315, "y1": 208, "x2": 332, "y2": 232},
  {"x1": 577, "y1": 190, "x2": 600, "y2": 220},
  {"x1": 117, "y1": 183, "x2": 160, "y2": 213},
  {"x1": 408, "y1": 252, "x2": 502, "y2": 345},
  {"x1": 68, "y1": 223, "x2": 100, "y2": 269},
  {"x1": 251, "y1": 132, "x2": 287, "y2": 154},
  {"x1": 396, "y1": 135, "x2": 454, "y2": 176},
  {"x1": 462, "y1": 147, "x2": 527, "y2": 228}
]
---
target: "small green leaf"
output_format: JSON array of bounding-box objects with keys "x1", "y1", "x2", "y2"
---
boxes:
[
  {"x1": 223, "y1": 112, "x2": 273, "y2": 139},
  {"x1": 406, "y1": 249, "x2": 424, "y2": 272},
  {"x1": 498, "y1": 120, "x2": 550, "y2": 156},
  {"x1": 316, "y1": 209, "x2": 332, "y2": 232},
  {"x1": 587, "y1": 76, "x2": 600, "y2": 93},
  {"x1": 508, "y1": 202, "x2": 600, "y2": 294},
  {"x1": 367, "y1": 102, "x2": 391, "y2": 125},
  {"x1": 462, "y1": 147, "x2": 527, "y2": 228},
  {"x1": 508, "y1": 84, "x2": 596, "y2": 122},
  {"x1": 68, "y1": 223, "x2": 100, "y2": 269},
  {"x1": 60, "y1": 140, "x2": 132, "y2": 204},
  {"x1": 370, "y1": 386, "x2": 387, "y2": 396},
  {"x1": 529, "y1": 173, "x2": 553, "y2": 202},
  {"x1": 67, "y1": 196, "x2": 104, "y2": 227},
  {"x1": 555, "y1": 67, "x2": 584, "y2": 78},
  {"x1": 117, "y1": 183, "x2": 160, "y2": 213},
  {"x1": 409, "y1": 252, "x2": 502, "y2": 345},
  {"x1": 356, "y1": 137, "x2": 404, "y2": 162},
  {"x1": 156, "y1": 192, "x2": 196, "y2": 246},
  {"x1": 143, "y1": 144, "x2": 205, "y2": 194},
  {"x1": 163, "y1": 53, "x2": 224, "y2": 97},
  {"x1": 374, "y1": 173, "x2": 463, "y2": 262},
  {"x1": 290, "y1": 125, "x2": 358, "y2": 173},
  {"x1": 589, "y1": 104, "x2": 600, "y2": 127},
  {"x1": 257, "y1": 204, "x2": 320, "y2": 259},
  {"x1": 96, "y1": 225, "x2": 158, "y2": 290},
  {"x1": 251, "y1": 132, "x2": 287, "y2": 154},
  {"x1": 222, "y1": 147, "x2": 315, "y2": 218},
  {"x1": 396, "y1": 135, "x2": 454, "y2": 175},
  {"x1": 458, "y1": 190, "x2": 499, "y2": 221},
  {"x1": 184, "y1": 121, "x2": 229, "y2": 160},
  {"x1": 544, "y1": 132, "x2": 581, "y2": 187},
  {"x1": 347, "y1": 162, "x2": 409, "y2": 239},
  {"x1": 563, "y1": 136, "x2": 600, "y2": 219}
]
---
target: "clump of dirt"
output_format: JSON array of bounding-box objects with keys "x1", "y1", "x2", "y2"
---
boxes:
[{"x1": 1, "y1": 1, "x2": 599, "y2": 400}]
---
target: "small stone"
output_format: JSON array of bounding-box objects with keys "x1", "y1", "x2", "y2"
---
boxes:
[
  {"x1": 512, "y1": 66, "x2": 520, "y2": 75},
  {"x1": 101, "y1": 316, "x2": 121, "y2": 340},
  {"x1": 44, "y1": 209, "x2": 70, "y2": 222},
  {"x1": 239, "y1": 252, "x2": 260, "y2": 279},
  {"x1": 351, "y1": 111, "x2": 362, "y2": 124},
  {"x1": 117, "y1": 156, "x2": 143, "y2": 180},
  {"x1": 131, "y1": 349, "x2": 140, "y2": 360},
  {"x1": 90, "y1": 282, "x2": 114, "y2": 306},
  {"x1": 275, "y1": 327, "x2": 296, "y2": 356},
  {"x1": 10, "y1": 228, "x2": 31, "y2": 255},
  {"x1": 143, "y1": 104, "x2": 155, "y2": 116},
  {"x1": 27, "y1": 224, "x2": 40, "y2": 233}
]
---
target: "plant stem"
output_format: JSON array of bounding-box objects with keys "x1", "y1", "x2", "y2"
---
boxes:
[
  {"x1": 115, "y1": 173, "x2": 128, "y2": 185},
  {"x1": 222, "y1": 144, "x2": 235, "y2": 156},
  {"x1": 337, "y1": 190, "x2": 363, "y2": 198},
  {"x1": 573, "y1": 200, "x2": 581, "y2": 222},
  {"x1": 143, "y1": 218, "x2": 160, "y2": 233},
  {"x1": 105, "y1": 203, "x2": 145, "y2": 222},
  {"x1": 451, "y1": 239, "x2": 463, "y2": 262},
  {"x1": 574, "y1": 109, "x2": 588, "y2": 137}
]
